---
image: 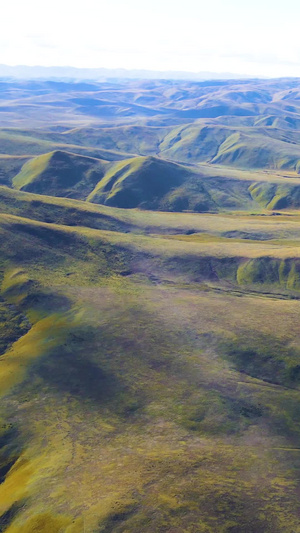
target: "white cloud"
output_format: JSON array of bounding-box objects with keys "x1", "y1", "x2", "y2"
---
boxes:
[{"x1": 1, "y1": 0, "x2": 300, "y2": 76}]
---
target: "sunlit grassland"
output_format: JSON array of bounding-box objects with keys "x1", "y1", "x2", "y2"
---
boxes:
[
  {"x1": 3, "y1": 186, "x2": 300, "y2": 239},
  {"x1": 3, "y1": 76, "x2": 300, "y2": 532},
  {"x1": 1, "y1": 197, "x2": 300, "y2": 531},
  {"x1": 12, "y1": 152, "x2": 54, "y2": 190},
  {"x1": 3, "y1": 198, "x2": 300, "y2": 301},
  {"x1": 2, "y1": 267, "x2": 300, "y2": 531}
]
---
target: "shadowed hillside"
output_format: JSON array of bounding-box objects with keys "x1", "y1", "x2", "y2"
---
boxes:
[
  {"x1": 88, "y1": 156, "x2": 190, "y2": 208},
  {"x1": 1, "y1": 203, "x2": 300, "y2": 531},
  {"x1": 11, "y1": 152, "x2": 300, "y2": 212},
  {"x1": 13, "y1": 150, "x2": 108, "y2": 199}
]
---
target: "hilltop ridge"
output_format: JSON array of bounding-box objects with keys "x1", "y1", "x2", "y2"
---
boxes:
[{"x1": 13, "y1": 150, "x2": 108, "y2": 199}]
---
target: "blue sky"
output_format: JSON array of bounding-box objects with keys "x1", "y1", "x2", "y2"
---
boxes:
[{"x1": 1, "y1": 0, "x2": 300, "y2": 76}]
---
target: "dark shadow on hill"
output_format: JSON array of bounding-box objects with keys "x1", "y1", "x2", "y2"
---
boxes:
[
  {"x1": 0, "y1": 298, "x2": 30, "y2": 355},
  {"x1": 29, "y1": 326, "x2": 143, "y2": 416},
  {"x1": 2, "y1": 221, "x2": 90, "y2": 265},
  {"x1": 163, "y1": 255, "x2": 238, "y2": 283},
  {"x1": 220, "y1": 331, "x2": 300, "y2": 388},
  {"x1": 0, "y1": 502, "x2": 25, "y2": 532},
  {"x1": 22, "y1": 291, "x2": 70, "y2": 315},
  {"x1": 0, "y1": 425, "x2": 21, "y2": 483}
]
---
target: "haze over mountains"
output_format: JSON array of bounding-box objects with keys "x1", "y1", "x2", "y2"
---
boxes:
[
  {"x1": 2, "y1": 75, "x2": 300, "y2": 532},
  {"x1": 0, "y1": 64, "x2": 252, "y2": 81},
  {"x1": 1, "y1": 77, "x2": 300, "y2": 211}
]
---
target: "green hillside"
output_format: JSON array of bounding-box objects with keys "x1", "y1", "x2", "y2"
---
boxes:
[
  {"x1": 0, "y1": 130, "x2": 134, "y2": 161},
  {"x1": 2, "y1": 204, "x2": 300, "y2": 531},
  {"x1": 211, "y1": 131, "x2": 300, "y2": 171},
  {"x1": 88, "y1": 154, "x2": 258, "y2": 212},
  {"x1": 12, "y1": 151, "x2": 300, "y2": 213},
  {"x1": 87, "y1": 156, "x2": 190, "y2": 208},
  {"x1": 13, "y1": 151, "x2": 108, "y2": 199},
  {"x1": 160, "y1": 124, "x2": 300, "y2": 172},
  {"x1": 2, "y1": 77, "x2": 300, "y2": 532},
  {"x1": 0, "y1": 156, "x2": 30, "y2": 186}
]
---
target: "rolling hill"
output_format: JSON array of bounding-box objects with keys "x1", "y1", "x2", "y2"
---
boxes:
[
  {"x1": 12, "y1": 150, "x2": 108, "y2": 199},
  {"x1": 11, "y1": 151, "x2": 300, "y2": 212},
  {"x1": 2, "y1": 76, "x2": 300, "y2": 532},
  {"x1": 87, "y1": 156, "x2": 191, "y2": 208},
  {"x1": 2, "y1": 196, "x2": 300, "y2": 532}
]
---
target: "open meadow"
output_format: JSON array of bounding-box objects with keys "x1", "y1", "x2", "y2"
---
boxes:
[{"x1": 1, "y1": 77, "x2": 300, "y2": 532}]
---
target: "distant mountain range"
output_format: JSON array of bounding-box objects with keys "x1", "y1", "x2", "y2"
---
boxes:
[{"x1": 0, "y1": 64, "x2": 253, "y2": 81}]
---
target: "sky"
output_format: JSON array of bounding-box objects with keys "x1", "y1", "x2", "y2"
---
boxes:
[{"x1": 1, "y1": 0, "x2": 300, "y2": 77}]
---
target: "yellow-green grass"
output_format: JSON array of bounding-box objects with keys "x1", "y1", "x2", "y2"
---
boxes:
[
  {"x1": 160, "y1": 122, "x2": 300, "y2": 173},
  {"x1": 12, "y1": 150, "x2": 110, "y2": 202},
  {"x1": 13, "y1": 152, "x2": 54, "y2": 190},
  {"x1": 86, "y1": 155, "x2": 194, "y2": 211},
  {"x1": 1, "y1": 212, "x2": 300, "y2": 530},
  {"x1": 3, "y1": 77, "x2": 300, "y2": 530},
  {"x1": 84, "y1": 154, "x2": 300, "y2": 211},
  {"x1": 3, "y1": 185, "x2": 300, "y2": 237},
  {"x1": 0, "y1": 130, "x2": 134, "y2": 161},
  {"x1": 2, "y1": 210, "x2": 300, "y2": 261},
  {"x1": 10, "y1": 145, "x2": 300, "y2": 212},
  {"x1": 0, "y1": 155, "x2": 30, "y2": 187},
  {"x1": 87, "y1": 156, "x2": 152, "y2": 202},
  {"x1": 3, "y1": 211, "x2": 300, "y2": 299},
  {"x1": 2, "y1": 189, "x2": 300, "y2": 530},
  {"x1": 4, "y1": 186, "x2": 300, "y2": 241},
  {"x1": 0, "y1": 269, "x2": 82, "y2": 396},
  {"x1": 195, "y1": 162, "x2": 300, "y2": 183},
  {"x1": 59, "y1": 123, "x2": 170, "y2": 154},
  {"x1": 2, "y1": 270, "x2": 300, "y2": 531}
]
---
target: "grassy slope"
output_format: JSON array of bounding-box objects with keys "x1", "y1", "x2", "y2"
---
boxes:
[
  {"x1": 2, "y1": 210, "x2": 300, "y2": 294},
  {"x1": 2, "y1": 78, "x2": 300, "y2": 216},
  {"x1": 13, "y1": 151, "x2": 109, "y2": 200},
  {"x1": 1, "y1": 206, "x2": 299, "y2": 533},
  {"x1": 87, "y1": 155, "x2": 261, "y2": 212},
  {"x1": 87, "y1": 156, "x2": 191, "y2": 209},
  {"x1": 159, "y1": 124, "x2": 300, "y2": 172},
  {"x1": 2, "y1": 79, "x2": 300, "y2": 176},
  {"x1": 0, "y1": 156, "x2": 30, "y2": 187},
  {"x1": 3, "y1": 185, "x2": 300, "y2": 239},
  {"x1": 1, "y1": 194, "x2": 300, "y2": 530},
  {"x1": 0, "y1": 130, "x2": 135, "y2": 161},
  {"x1": 11, "y1": 151, "x2": 300, "y2": 212},
  {"x1": 5, "y1": 122, "x2": 300, "y2": 176},
  {"x1": 2, "y1": 78, "x2": 300, "y2": 532},
  {"x1": 13, "y1": 152, "x2": 53, "y2": 188}
]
